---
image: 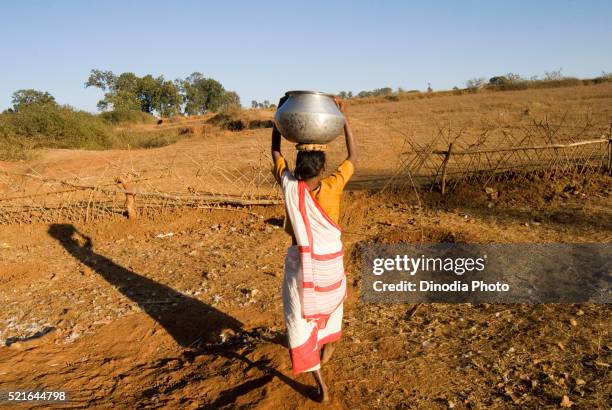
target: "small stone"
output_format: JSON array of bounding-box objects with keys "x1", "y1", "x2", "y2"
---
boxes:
[
  {"x1": 569, "y1": 318, "x2": 577, "y2": 326},
  {"x1": 560, "y1": 395, "x2": 573, "y2": 408},
  {"x1": 422, "y1": 340, "x2": 435, "y2": 350},
  {"x1": 155, "y1": 232, "x2": 174, "y2": 239}
]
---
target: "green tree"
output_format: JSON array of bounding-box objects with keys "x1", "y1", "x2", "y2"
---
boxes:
[
  {"x1": 181, "y1": 72, "x2": 206, "y2": 115},
  {"x1": 111, "y1": 72, "x2": 141, "y2": 111},
  {"x1": 221, "y1": 91, "x2": 241, "y2": 110},
  {"x1": 158, "y1": 78, "x2": 182, "y2": 117},
  {"x1": 136, "y1": 74, "x2": 161, "y2": 114},
  {"x1": 86, "y1": 69, "x2": 228, "y2": 116},
  {"x1": 84, "y1": 69, "x2": 115, "y2": 91},
  {"x1": 11, "y1": 89, "x2": 57, "y2": 111},
  {"x1": 85, "y1": 69, "x2": 140, "y2": 111},
  {"x1": 199, "y1": 78, "x2": 225, "y2": 112},
  {"x1": 180, "y1": 72, "x2": 226, "y2": 114}
]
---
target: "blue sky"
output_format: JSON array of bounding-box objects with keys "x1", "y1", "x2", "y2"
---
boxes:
[{"x1": 1, "y1": 0, "x2": 611, "y2": 112}]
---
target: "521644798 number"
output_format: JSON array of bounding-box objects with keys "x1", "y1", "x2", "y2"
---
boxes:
[{"x1": 2, "y1": 391, "x2": 68, "y2": 402}]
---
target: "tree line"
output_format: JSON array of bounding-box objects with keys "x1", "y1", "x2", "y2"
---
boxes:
[
  {"x1": 251, "y1": 100, "x2": 275, "y2": 109},
  {"x1": 337, "y1": 87, "x2": 397, "y2": 99},
  {"x1": 85, "y1": 69, "x2": 240, "y2": 117}
]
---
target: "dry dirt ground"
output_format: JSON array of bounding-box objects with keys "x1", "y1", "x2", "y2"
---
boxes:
[
  {"x1": 1, "y1": 173, "x2": 610, "y2": 409},
  {"x1": 0, "y1": 84, "x2": 611, "y2": 409}
]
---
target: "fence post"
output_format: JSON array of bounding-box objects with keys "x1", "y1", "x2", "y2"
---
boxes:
[
  {"x1": 608, "y1": 139, "x2": 612, "y2": 175},
  {"x1": 116, "y1": 177, "x2": 138, "y2": 220},
  {"x1": 440, "y1": 143, "x2": 454, "y2": 195}
]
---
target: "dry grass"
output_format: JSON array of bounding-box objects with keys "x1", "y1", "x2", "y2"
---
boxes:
[{"x1": 1, "y1": 83, "x2": 611, "y2": 224}]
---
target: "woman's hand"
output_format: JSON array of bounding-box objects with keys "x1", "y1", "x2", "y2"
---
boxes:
[
  {"x1": 271, "y1": 96, "x2": 287, "y2": 163},
  {"x1": 334, "y1": 97, "x2": 356, "y2": 164},
  {"x1": 277, "y1": 95, "x2": 289, "y2": 110},
  {"x1": 334, "y1": 97, "x2": 347, "y2": 116}
]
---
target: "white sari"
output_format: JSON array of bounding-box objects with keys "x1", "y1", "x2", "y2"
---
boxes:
[{"x1": 279, "y1": 169, "x2": 347, "y2": 374}]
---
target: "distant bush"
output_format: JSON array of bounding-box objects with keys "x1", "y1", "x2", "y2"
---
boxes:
[
  {"x1": 99, "y1": 109, "x2": 157, "y2": 125},
  {"x1": 248, "y1": 119, "x2": 274, "y2": 129},
  {"x1": 207, "y1": 111, "x2": 245, "y2": 131},
  {"x1": 338, "y1": 91, "x2": 354, "y2": 99},
  {"x1": 0, "y1": 104, "x2": 114, "y2": 151},
  {"x1": 590, "y1": 72, "x2": 612, "y2": 85},
  {"x1": 486, "y1": 70, "x2": 585, "y2": 91},
  {"x1": 357, "y1": 87, "x2": 393, "y2": 98},
  {"x1": 207, "y1": 107, "x2": 273, "y2": 132},
  {"x1": 250, "y1": 100, "x2": 275, "y2": 109},
  {"x1": 0, "y1": 104, "x2": 186, "y2": 160},
  {"x1": 466, "y1": 77, "x2": 487, "y2": 93}
]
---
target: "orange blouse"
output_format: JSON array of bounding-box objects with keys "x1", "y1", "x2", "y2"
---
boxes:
[{"x1": 273, "y1": 157, "x2": 354, "y2": 236}]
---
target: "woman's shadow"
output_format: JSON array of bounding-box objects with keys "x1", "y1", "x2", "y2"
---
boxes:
[
  {"x1": 48, "y1": 223, "x2": 316, "y2": 404},
  {"x1": 48, "y1": 223, "x2": 241, "y2": 347}
]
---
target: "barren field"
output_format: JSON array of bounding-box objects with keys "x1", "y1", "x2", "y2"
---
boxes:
[{"x1": 0, "y1": 84, "x2": 611, "y2": 409}]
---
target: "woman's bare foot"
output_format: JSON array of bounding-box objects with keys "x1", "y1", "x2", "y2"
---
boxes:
[
  {"x1": 312, "y1": 369, "x2": 329, "y2": 402},
  {"x1": 320, "y1": 343, "x2": 336, "y2": 365}
]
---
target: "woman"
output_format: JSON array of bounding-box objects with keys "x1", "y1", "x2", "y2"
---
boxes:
[{"x1": 271, "y1": 97, "x2": 357, "y2": 402}]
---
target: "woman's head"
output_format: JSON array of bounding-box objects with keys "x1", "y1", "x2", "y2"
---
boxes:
[{"x1": 295, "y1": 151, "x2": 326, "y2": 180}]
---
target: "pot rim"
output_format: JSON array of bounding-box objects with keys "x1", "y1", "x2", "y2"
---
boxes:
[{"x1": 284, "y1": 90, "x2": 336, "y2": 98}]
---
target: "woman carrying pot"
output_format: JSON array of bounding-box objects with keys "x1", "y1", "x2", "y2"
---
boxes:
[{"x1": 271, "y1": 94, "x2": 357, "y2": 402}]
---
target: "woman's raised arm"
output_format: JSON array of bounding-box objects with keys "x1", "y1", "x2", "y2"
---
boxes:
[
  {"x1": 271, "y1": 95, "x2": 288, "y2": 163},
  {"x1": 335, "y1": 98, "x2": 357, "y2": 165}
]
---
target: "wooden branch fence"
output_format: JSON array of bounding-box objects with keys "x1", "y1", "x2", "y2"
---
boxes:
[
  {"x1": 1, "y1": 135, "x2": 610, "y2": 224},
  {"x1": 0, "y1": 149, "x2": 284, "y2": 224},
  {"x1": 391, "y1": 137, "x2": 611, "y2": 194}
]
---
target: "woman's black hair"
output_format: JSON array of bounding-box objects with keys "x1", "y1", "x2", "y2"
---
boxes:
[{"x1": 295, "y1": 151, "x2": 326, "y2": 180}]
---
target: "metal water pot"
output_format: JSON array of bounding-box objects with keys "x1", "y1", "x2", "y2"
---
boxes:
[{"x1": 274, "y1": 91, "x2": 345, "y2": 144}]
